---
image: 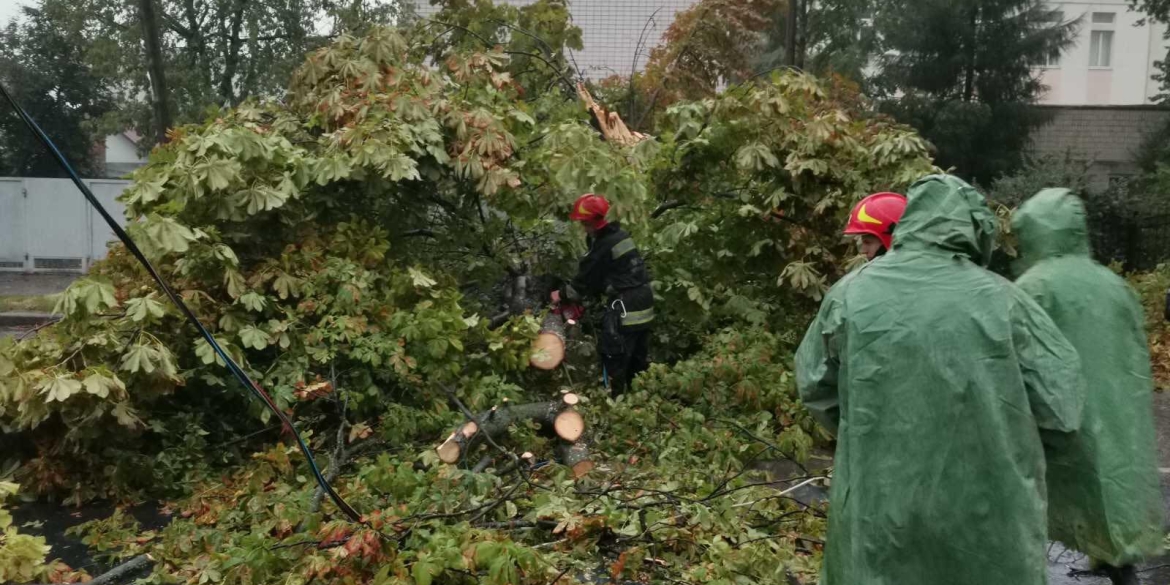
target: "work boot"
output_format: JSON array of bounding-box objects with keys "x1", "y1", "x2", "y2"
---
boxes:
[{"x1": 1102, "y1": 564, "x2": 1140, "y2": 585}]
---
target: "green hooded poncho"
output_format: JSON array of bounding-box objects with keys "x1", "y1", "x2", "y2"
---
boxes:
[
  {"x1": 1013, "y1": 188, "x2": 1164, "y2": 565},
  {"x1": 796, "y1": 174, "x2": 1085, "y2": 585}
]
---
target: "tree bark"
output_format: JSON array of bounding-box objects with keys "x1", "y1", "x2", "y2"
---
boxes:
[
  {"x1": 555, "y1": 439, "x2": 593, "y2": 478},
  {"x1": 784, "y1": 0, "x2": 799, "y2": 67},
  {"x1": 436, "y1": 394, "x2": 585, "y2": 466},
  {"x1": 797, "y1": 0, "x2": 808, "y2": 70},
  {"x1": 964, "y1": 5, "x2": 979, "y2": 102},
  {"x1": 137, "y1": 0, "x2": 172, "y2": 143},
  {"x1": 219, "y1": 0, "x2": 249, "y2": 105},
  {"x1": 179, "y1": 0, "x2": 212, "y2": 91}
]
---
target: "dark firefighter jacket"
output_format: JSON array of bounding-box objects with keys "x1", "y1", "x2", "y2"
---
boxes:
[{"x1": 562, "y1": 222, "x2": 654, "y2": 331}]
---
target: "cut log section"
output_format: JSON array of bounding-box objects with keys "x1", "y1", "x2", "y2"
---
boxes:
[
  {"x1": 529, "y1": 312, "x2": 567, "y2": 370},
  {"x1": 556, "y1": 440, "x2": 594, "y2": 478},
  {"x1": 435, "y1": 394, "x2": 588, "y2": 474},
  {"x1": 553, "y1": 410, "x2": 584, "y2": 442}
]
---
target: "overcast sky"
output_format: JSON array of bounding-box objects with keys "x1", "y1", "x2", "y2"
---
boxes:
[{"x1": 0, "y1": 0, "x2": 29, "y2": 25}]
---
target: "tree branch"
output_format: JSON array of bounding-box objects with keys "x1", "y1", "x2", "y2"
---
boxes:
[
  {"x1": 309, "y1": 364, "x2": 347, "y2": 514},
  {"x1": 651, "y1": 200, "x2": 685, "y2": 219}
]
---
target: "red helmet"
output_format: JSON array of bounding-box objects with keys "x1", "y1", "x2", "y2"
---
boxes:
[
  {"x1": 844, "y1": 192, "x2": 907, "y2": 251},
  {"x1": 569, "y1": 193, "x2": 610, "y2": 226}
]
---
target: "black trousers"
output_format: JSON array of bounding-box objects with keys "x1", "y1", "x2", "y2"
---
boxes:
[{"x1": 600, "y1": 327, "x2": 651, "y2": 395}]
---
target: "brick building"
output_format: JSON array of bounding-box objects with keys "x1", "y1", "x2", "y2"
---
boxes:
[
  {"x1": 1030, "y1": 105, "x2": 1170, "y2": 190},
  {"x1": 408, "y1": 0, "x2": 700, "y2": 79},
  {"x1": 1028, "y1": 1, "x2": 1170, "y2": 190}
]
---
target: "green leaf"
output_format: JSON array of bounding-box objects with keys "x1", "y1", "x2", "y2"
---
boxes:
[
  {"x1": 238, "y1": 292, "x2": 268, "y2": 313},
  {"x1": 508, "y1": 109, "x2": 535, "y2": 126},
  {"x1": 734, "y1": 143, "x2": 779, "y2": 171},
  {"x1": 238, "y1": 185, "x2": 289, "y2": 214},
  {"x1": 412, "y1": 557, "x2": 438, "y2": 585},
  {"x1": 314, "y1": 156, "x2": 352, "y2": 185},
  {"x1": 39, "y1": 376, "x2": 82, "y2": 402},
  {"x1": 198, "y1": 158, "x2": 242, "y2": 191},
  {"x1": 121, "y1": 344, "x2": 158, "y2": 374},
  {"x1": 143, "y1": 215, "x2": 199, "y2": 254},
  {"x1": 194, "y1": 336, "x2": 234, "y2": 366},
  {"x1": 129, "y1": 176, "x2": 167, "y2": 205},
  {"x1": 224, "y1": 269, "x2": 247, "y2": 299},
  {"x1": 112, "y1": 402, "x2": 143, "y2": 428},
  {"x1": 384, "y1": 153, "x2": 420, "y2": 182},
  {"x1": 239, "y1": 326, "x2": 271, "y2": 351},
  {"x1": 58, "y1": 278, "x2": 119, "y2": 315},
  {"x1": 272, "y1": 272, "x2": 302, "y2": 300},
  {"x1": 84, "y1": 280, "x2": 118, "y2": 314},
  {"x1": 82, "y1": 372, "x2": 125, "y2": 399},
  {"x1": 126, "y1": 295, "x2": 166, "y2": 322},
  {"x1": 212, "y1": 244, "x2": 239, "y2": 267},
  {"x1": 408, "y1": 267, "x2": 437, "y2": 288}
]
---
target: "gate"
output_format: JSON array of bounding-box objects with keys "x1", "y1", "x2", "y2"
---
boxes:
[{"x1": 0, "y1": 177, "x2": 131, "y2": 273}]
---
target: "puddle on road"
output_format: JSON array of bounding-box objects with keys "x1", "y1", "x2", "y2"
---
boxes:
[
  {"x1": 1046, "y1": 541, "x2": 1170, "y2": 585},
  {"x1": 1047, "y1": 542, "x2": 1109, "y2": 585}
]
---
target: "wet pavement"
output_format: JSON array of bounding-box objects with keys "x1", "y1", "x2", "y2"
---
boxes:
[
  {"x1": 0, "y1": 272, "x2": 74, "y2": 338},
  {"x1": 0, "y1": 272, "x2": 77, "y2": 297},
  {"x1": 763, "y1": 393, "x2": 1170, "y2": 584},
  {"x1": 1041, "y1": 390, "x2": 1170, "y2": 585}
]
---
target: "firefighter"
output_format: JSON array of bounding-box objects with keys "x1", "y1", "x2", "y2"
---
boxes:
[
  {"x1": 795, "y1": 174, "x2": 1084, "y2": 585},
  {"x1": 551, "y1": 193, "x2": 654, "y2": 395},
  {"x1": 1014, "y1": 189, "x2": 1164, "y2": 585},
  {"x1": 843, "y1": 191, "x2": 907, "y2": 261}
]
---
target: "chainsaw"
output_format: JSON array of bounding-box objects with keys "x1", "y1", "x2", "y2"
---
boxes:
[{"x1": 553, "y1": 300, "x2": 585, "y2": 326}]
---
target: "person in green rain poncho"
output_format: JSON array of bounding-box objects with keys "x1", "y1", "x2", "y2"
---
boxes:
[
  {"x1": 796, "y1": 174, "x2": 1085, "y2": 585},
  {"x1": 1013, "y1": 188, "x2": 1164, "y2": 585}
]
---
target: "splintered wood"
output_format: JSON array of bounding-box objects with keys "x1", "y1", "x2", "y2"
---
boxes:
[
  {"x1": 576, "y1": 82, "x2": 650, "y2": 148},
  {"x1": 435, "y1": 393, "x2": 590, "y2": 476}
]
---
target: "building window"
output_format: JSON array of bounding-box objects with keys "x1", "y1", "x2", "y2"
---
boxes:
[
  {"x1": 1033, "y1": 11, "x2": 1064, "y2": 68},
  {"x1": 1091, "y1": 12, "x2": 1116, "y2": 25},
  {"x1": 1108, "y1": 174, "x2": 1132, "y2": 188},
  {"x1": 1090, "y1": 30, "x2": 1114, "y2": 67}
]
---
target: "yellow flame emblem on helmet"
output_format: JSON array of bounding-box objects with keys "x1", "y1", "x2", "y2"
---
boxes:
[{"x1": 857, "y1": 204, "x2": 883, "y2": 225}]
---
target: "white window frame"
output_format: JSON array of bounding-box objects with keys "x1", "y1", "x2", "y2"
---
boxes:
[
  {"x1": 1089, "y1": 12, "x2": 1116, "y2": 69},
  {"x1": 1089, "y1": 30, "x2": 1115, "y2": 68},
  {"x1": 1033, "y1": 11, "x2": 1064, "y2": 69}
]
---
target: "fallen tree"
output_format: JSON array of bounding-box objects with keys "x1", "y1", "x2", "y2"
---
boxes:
[
  {"x1": 0, "y1": 2, "x2": 938, "y2": 582},
  {"x1": 436, "y1": 392, "x2": 589, "y2": 476}
]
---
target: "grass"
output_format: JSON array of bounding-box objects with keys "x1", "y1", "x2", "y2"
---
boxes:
[{"x1": 0, "y1": 294, "x2": 58, "y2": 313}]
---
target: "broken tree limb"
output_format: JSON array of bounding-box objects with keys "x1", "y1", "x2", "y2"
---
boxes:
[
  {"x1": 488, "y1": 310, "x2": 512, "y2": 330},
  {"x1": 577, "y1": 82, "x2": 650, "y2": 147},
  {"x1": 436, "y1": 394, "x2": 587, "y2": 471},
  {"x1": 31, "y1": 554, "x2": 155, "y2": 585},
  {"x1": 530, "y1": 311, "x2": 567, "y2": 370},
  {"x1": 651, "y1": 200, "x2": 685, "y2": 219},
  {"x1": 509, "y1": 274, "x2": 529, "y2": 315},
  {"x1": 472, "y1": 455, "x2": 494, "y2": 473}
]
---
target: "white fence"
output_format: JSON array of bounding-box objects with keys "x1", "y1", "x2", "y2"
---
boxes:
[{"x1": 0, "y1": 177, "x2": 131, "y2": 273}]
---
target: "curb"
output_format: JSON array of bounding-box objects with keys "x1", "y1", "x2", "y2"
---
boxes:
[{"x1": 0, "y1": 312, "x2": 61, "y2": 327}]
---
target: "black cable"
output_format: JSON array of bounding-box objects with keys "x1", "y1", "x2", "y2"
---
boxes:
[{"x1": 0, "y1": 81, "x2": 362, "y2": 523}]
